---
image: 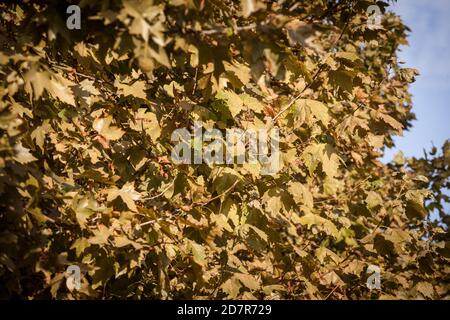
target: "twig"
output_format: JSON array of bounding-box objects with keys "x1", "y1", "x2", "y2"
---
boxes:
[
  {"x1": 196, "y1": 179, "x2": 240, "y2": 205},
  {"x1": 325, "y1": 284, "x2": 340, "y2": 300},
  {"x1": 269, "y1": 21, "x2": 350, "y2": 127},
  {"x1": 201, "y1": 24, "x2": 257, "y2": 35},
  {"x1": 192, "y1": 67, "x2": 198, "y2": 95},
  {"x1": 141, "y1": 181, "x2": 175, "y2": 201}
]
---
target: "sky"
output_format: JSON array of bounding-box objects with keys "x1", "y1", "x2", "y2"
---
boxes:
[
  {"x1": 383, "y1": 0, "x2": 450, "y2": 161},
  {"x1": 384, "y1": 0, "x2": 450, "y2": 218}
]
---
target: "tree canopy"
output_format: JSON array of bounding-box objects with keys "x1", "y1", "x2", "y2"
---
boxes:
[{"x1": 0, "y1": 0, "x2": 448, "y2": 299}]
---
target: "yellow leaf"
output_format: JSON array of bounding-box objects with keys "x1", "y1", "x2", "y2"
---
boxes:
[
  {"x1": 234, "y1": 273, "x2": 260, "y2": 290},
  {"x1": 216, "y1": 90, "x2": 244, "y2": 118},
  {"x1": 107, "y1": 182, "x2": 141, "y2": 212},
  {"x1": 93, "y1": 116, "x2": 125, "y2": 141}
]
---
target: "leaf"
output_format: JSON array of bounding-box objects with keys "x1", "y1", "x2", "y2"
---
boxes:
[
  {"x1": 296, "y1": 99, "x2": 330, "y2": 126},
  {"x1": 239, "y1": 93, "x2": 264, "y2": 114},
  {"x1": 368, "y1": 134, "x2": 384, "y2": 148},
  {"x1": 298, "y1": 213, "x2": 339, "y2": 238},
  {"x1": 93, "y1": 116, "x2": 125, "y2": 141},
  {"x1": 88, "y1": 224, "x2": 112, "y2": 245},
  {"x1": 31, "y1": 120, "x2": 51, "y2": 152},
  {"x1": 366, "y1": 191, "x2": 382, "y2": 210},
  {"x1": 216, "y1": 90, "x2": 244, "y2": 118},
  {"x1": 129, "y1": 108, "x2": 161, "y2": 140},
  {"x1": 335, "y1": 51, "x2": 360, "y2": 62},
  {"x1": 211, "y1": 167, "x2": 241, "y2": 194},
  {"x1": 378, "y1": 113, "x2": 403, "y2": 133},
  {"x1": 48, "y1": 74, "x2": 76, "y2": 106},
  {"x1": 211, "y1": 213, "x2": 233, "y2": 232},
  {"x1": 287, "y1": 181, "x2": 314, "y2": 210},
  {"x1": 415, "y1": 282, "x2": 434, "y2": 298},
  {"x1": 114, "y1": 79, "x2": 147, "y2": 99},
  {"x1": 74, "y1": 195, "x2": 99, "y2": 227},
  {"x1": 301, "y1": 143, "x2": 324, "y2": 175},
  {"x1": 234, "y1": 273, "x2": 259, "y2": 290},
  {"x1": 114, "y1": 236, "x2": 143, "y2": 249},
  {"x1": 13, "y1": 142, "x2": 37, "y2": 164},
  {"x1": 71, "y1": 238, "x2": 90, "y2": 257},
  {"x1": 224, "y1": 61, "x2": 251, "y2": 88},
  {"x1": 373, "y1": 234, "x2": 395, "y2": 256},
  {"x1": 190, "y1": 241, "x2": 207, "y2": 267},
  {"x1": 24, "y1": 67, "x2": 49, "y2": 100},
  {"x1": 301, "y1": 143, "x2": 341, "y2": 177},
  {"x1": 405, "y1": 190, "x2": 428, "y2": 219},
  {"x1": 221, "y1": 277, "x2": 241, "y2": 299},
  {"x1": 393, "y1": 151, "x2": 406, "y2": 165},
  {"x1": 329, "y1": 69, "x2": 354, "y2": 92},
  {"x1": 321, "y1": 146, "x2": 341, "y2": 178},
  {"x1": 107, "y1": 182, "x2": 141, "y2": 212}
]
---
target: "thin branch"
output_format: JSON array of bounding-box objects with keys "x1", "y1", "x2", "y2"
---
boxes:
[
  {"x1": 141, "y1": 181, "x2": 175, "y2": 201},
  {"x1": 325, "y1": 284, "x2": 340, "y2": 300},
  {"x1": 269, "y1": 21, "x2": 350, "y2": 126}
]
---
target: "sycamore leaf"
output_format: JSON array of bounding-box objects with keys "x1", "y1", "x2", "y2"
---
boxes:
[
  {"x1": 298, "y1": 213, "x2": 339, "y2": 238},
  {"x1": 378, "y1": 113, "x2": 403, "y2": 133},
  {"x1": 224, "y1": 61, "x2": 251, "y2": 87},
  {"x1": 114, "y1": 236, "x2": 143, "y2": 249},
  {"x1": 24, "y1": 67, "x2": 49, "y2": 100},
  {"x1": 129, "y1": 108, "x2": 161, "y2": 140},
  {"x1": 234, "y1": 273, "x2": 260, "y2": 290},
  {"x1": 287, "y1": 181, "x2": 314, "y2": 210},
  {"x1": 71, "y1": 238, "x2": 90, "y2": 257},
  {"x1": 329, "y1": 69, "x2": 354, "y2": 92},
  {"x1": 93, "y1": 116, "x2": 125, "y2": 141},
  {"x1": 415, "y1": 282, "x2": 434, "y2": 298},
  {"x1": 31, "y1": 120, "x2": 51, "y2": 152},
  {"x1": 211, "y1": 167, "x2": 241, "y2": 194},
  {"x1": 239, "y1": 93, "x2": 264, "y2": 113},
  {"x1": 48, "y1": 74, "x2": 76, "y2": 106},
  {"x1": 107, "y1": 182, "x2": 141, "y2": 212},
  {"x1": 296, "y1": 99, "x2": 330, "y2": 126},
  {"x1": 322, "y1": 146, "x2": 341, "y2": 178},
  {"x1": 405, "y1": 190, "x2": 428, "y2": 219},
  {"x1": 13, "y1": 142, "x2": 37, "y2": 164},
  {"x1": 301, "y1": 143, "x2": 341, "y2": 177},
  {"x1": 114, "y1": 79, "x2": 147, "y2": 99},
  {"x1": 190, "y1": 241, "x2": 207, "y2": 267},
  {"x1": 301, "y1": 143, "x2": 324, "y2": 175},
  {"x1": 221, "y1": 277, "x2": 241, "y2": 299},
  {"x1": 366, "y1": 191, "x2": 382, "y2": 210},
  {"x1": 88, "y1": 224, "x2": 112, "y2": 245},
  {"x1": 335, "y1": 51, "x2": 361, "y2": 63},
  {"x1": 216, "y1": 90, "x2": 244, "y2": 118}
]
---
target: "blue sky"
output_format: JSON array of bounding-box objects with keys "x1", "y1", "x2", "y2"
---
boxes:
[
  {"x1": 383, "y1": 0, "x2": 450, "y2": 161},
  {"x1": 384, "y1": 0, "x2": 450, "y2": 218}
]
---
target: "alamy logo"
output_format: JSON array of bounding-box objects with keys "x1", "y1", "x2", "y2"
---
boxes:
[
  {"x1": 66, "y1": 5, "x2": 81, "y2": 30},
  {"x1": 366, "y1": 264, "x2": 381, "y2": 290},
  {"x1": 366, "y1": 5, "x2": 382, "y2": 30},
  {"x1": 66, "y1": 265, "x2": 81, "y2": 291},
  {"x1": 171, "y1": 121, "x2": 281, "y2": 175}
]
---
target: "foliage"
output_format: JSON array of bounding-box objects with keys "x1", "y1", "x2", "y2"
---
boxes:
[{"x1": 0, "y1": 0, "x2": 448, "y2": 299}]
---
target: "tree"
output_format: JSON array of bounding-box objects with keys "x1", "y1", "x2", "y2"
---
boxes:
[{"x1": 0, "y1": 0, "x2": 448, "y2": 299}]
